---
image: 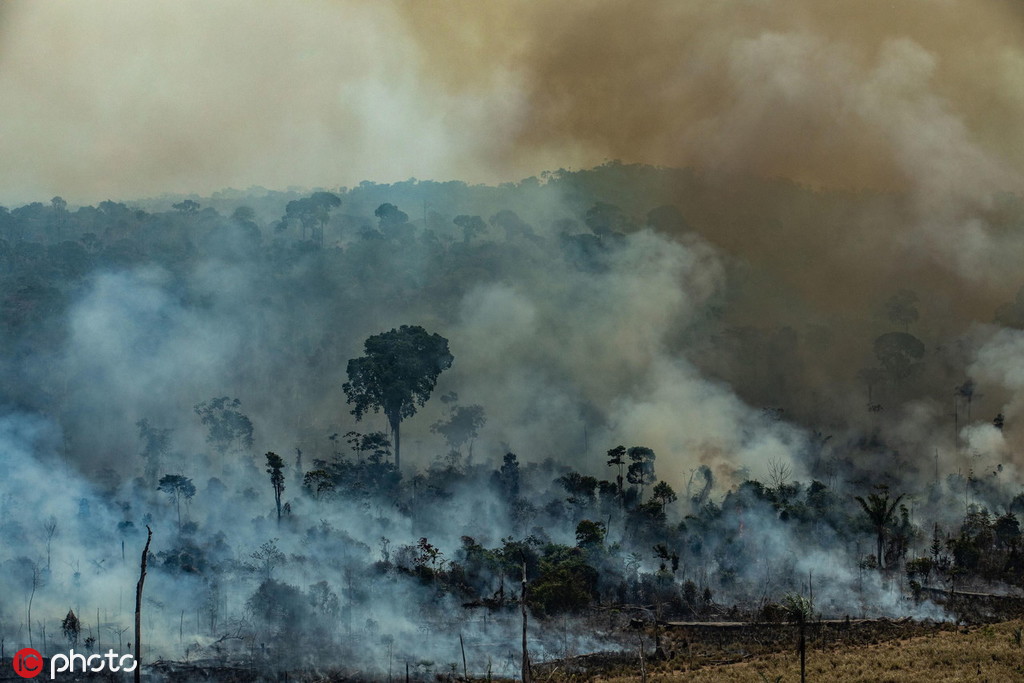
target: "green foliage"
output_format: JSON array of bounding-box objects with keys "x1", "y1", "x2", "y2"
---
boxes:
[
  {"x1": 247, "y1": 579, "x2": 309, "y2": 636},
  {"x1": 575, "y1": 520, "x2": 607, "y2": 548},
  {"x1": 343, "y1": 325, "x2": 453, "y2": 467},
  {"x1": 194, "y1": 397, "x2": 254, "y2": 455},
  {"x1": 652, "y1": 481, "x2": 678, "y2": 511},
  {"x1": 626, "y1": 446, "x2": 656, "y2": 498},
  {"x1": 528, "y1": 545, "x2": 599, "y2": 616},
  {"x1": 854, "y1": 487, "x2": 904, "y2": 569}
]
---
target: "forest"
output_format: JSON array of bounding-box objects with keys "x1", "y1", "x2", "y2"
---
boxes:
[{"x1": 2, "y1": 162, "x2": 1024, "y2": 679}]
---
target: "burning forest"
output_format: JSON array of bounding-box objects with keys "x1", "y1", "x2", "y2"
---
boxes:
[{"x1": 2, "y1": 1, "x2": 1024, "y2": 681}]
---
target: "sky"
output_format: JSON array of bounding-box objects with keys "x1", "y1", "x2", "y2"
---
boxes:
[{"x1": 1, "y1": 0, "x2": 1023, "y2": 205}]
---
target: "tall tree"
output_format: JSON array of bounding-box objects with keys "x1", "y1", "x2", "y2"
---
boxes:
[
  {"x1": 651, "y1": 481, "x2": 678, "y2": 513},
  {"x1": 873, "y1": 332, "x2": 925, "y2": 386},
  {"x1": 157, "y1": 474, "x2": 196, "y2": 531},
  {"x1": 854, "y1": 487, "x2": 904, "y2": 570},
  {"x1": 343, "y1": 325, "x2": 453, "y2": 469},
  {"x1": 626, "y1": 446, "x2": 656, "y2": 502},
  {"x1": 194, "y1": 397, "x2": 254, "y2": 456},
  {"x1": 606, "y1": 445, "x2": 626, "y2": 505},
  {"x1": 265, "y1": 452, "x2": 286, "y2": 523}
]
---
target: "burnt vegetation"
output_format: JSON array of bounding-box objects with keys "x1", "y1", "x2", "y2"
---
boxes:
[{"x1": 2, "y1": 164, "x2": 1024, "y2": 679}]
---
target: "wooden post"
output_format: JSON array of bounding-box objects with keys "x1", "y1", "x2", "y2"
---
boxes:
[{"x1": 135, "y1": 526, "x2": 152, "y2": 683}]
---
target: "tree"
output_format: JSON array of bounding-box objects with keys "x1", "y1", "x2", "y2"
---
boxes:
[
  {"x1": 498, "y1": 452, "x2": 520, "y2": 500},
  {"x1": 854, "y1": 487, "x2": 904, "y2": 570},
  {"x1": 626, "y1": 446, "x2": 656, "y2": 501},
  {"x1": 430, "y1": 398, "x2": 486, "y2": 461},
  {"x1": 302, "y1": 469, "x2": 335, "y2": 501},
  {"x1": 606, "y1": 445, "x2": 626, "y2": 505},
  {"x1": 884, "y1": 289, "x2": 919, "y2": 332},
  {"x1": 873, "y1": 332, "x2": 925, "y2": 385},
  {"x1": 282, "y1": 192, "x2": 340, "y2": 245},
  {"x1": 651, "y1": 481, "x2": 678, "y2": 513},
  {"x1": 157, "y1": 474, "x2": 196, "y2": 531},
  {"x1": 343, "y1": 325, "x2": 453, "y2": 469},
  {"x1": 453, "y1": 215, "x2": 487, "y2": 243},
  {"x1": 231, "y1": 205, "x2": 256, "y2": 223},
  {"x1": 51, "y1": 196, "x2": 68, "y2": 241},
  {"x1": 857, "y1": 367, "x2": 886, "y2": 406},
  {"x1": 43, "y1": 516, "x2": 58, "y2": 570},
  {"x1": 575, "y1": 520, "x2": 606, "y2": 548},
  {"x1": 172, "y1": 200, "x2": 200, "y2": 215},
  {"x1": 265, "y1": 452, "x2": 285, "y2": 523},
  {"x1": 584, "y1": 201, "x2": 629, "y2": 237},
  {"x1": 137, "y1": 419, "x2": 172, "y2": 487},
  {"x1": 375, "y1": 203, "x2": 411, "y2": 241},
  {"x1": 62, "y1": 609, "x2": 80, "y2": 648},
  {"x1": 194, "y1": 397, "x2": 254, "y2": 456},
  {"x1": 783, "y1": 593, "x2": 813, "y2": 683}
]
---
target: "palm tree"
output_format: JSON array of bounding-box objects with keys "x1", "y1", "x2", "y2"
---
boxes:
[{"x1": 855, "y1": 488, "x2": 904, "y2": 570}]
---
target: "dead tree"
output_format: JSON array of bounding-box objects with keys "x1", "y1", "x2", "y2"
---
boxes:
[
  {"x1": 135, "y1": 526, "x2": 152, "y2": 683},
  {"x1": 521, "y1": 559, "x2": 532, "y2": 683}
]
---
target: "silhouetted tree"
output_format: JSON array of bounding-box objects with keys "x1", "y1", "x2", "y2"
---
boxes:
[
  {"x1": 61, "y1": 609, "x2": 80, "y2": 648},
  {"x1": 157, "y1": 474, "x2": 196, "y2": 531},
  {"x1": 343, "y1": 325, "x2": 453, "y2": 469},
  {"x1": 375, "y1": 203, "x2": 411, "y2": 241},
  {"x1": 194, "y1": 397, "x2": 254, "y2": 456},
  {"x1": 607, "y1": 445, "x2": 626, "y2": 504},
  {"x1": 884, "y1": 289, "x2": 919, "y2": 332},
  {"x1": 873, "y1": 332, "x2": 924, "y2": 386},
  {"x1": 137, "y1": 419, "x2": 172, "y2": 487},
  {"x1": 265, "y1": 452, "x2": 285, "y2": 523},
  {"x1": 626, "y1": 446, "x2": 656, "y2": 502},
  {"x1": 430, "y1": 395, "x2": 486, "y2": 461},
  {"x1": 453, "y1": 215, "x2": 487, "y2": 243},
  {"x1": 651, "y1": 481, "x2": 678, "y2": 513},
  {"x1": 172, "y1": 200, "x2": 200, "y2": 215},
  {"x1": 854, "y1": 487, "x2": 904, "y2": 570}
]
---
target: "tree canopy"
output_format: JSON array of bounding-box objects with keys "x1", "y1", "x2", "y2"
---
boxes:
[{"x1": 343, "y1": 325, "x2": 453, "y2": 469}]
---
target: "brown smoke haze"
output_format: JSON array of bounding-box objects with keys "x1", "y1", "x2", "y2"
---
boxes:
[{"x1": 3, "y1": 1, "x2": 1022, "y2": 196}]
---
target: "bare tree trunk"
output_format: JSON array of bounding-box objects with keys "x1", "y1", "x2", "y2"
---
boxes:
[
  {"x1": 521, "y1": 560, "x2": 531, "y2": 683},
  {"x1": 460, "y1": 633, "x2": 468, "y2": 681},
  {"x1": 135, "y1": 526, "x2": 152, "y2": 683},
  {"x1": 390, "y1": 415, "x2": 402, "y2": 470},
  {"x1": 27, "y1": 566, "x2": 39, "y2": 648}
]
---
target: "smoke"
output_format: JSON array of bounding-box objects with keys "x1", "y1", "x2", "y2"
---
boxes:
[
  {"x1": 4, "y1": 0, "x2": 1024, "y2": 673},
  {"x1": 0, "y1": 0, "x2": 525, "y2": 204}
]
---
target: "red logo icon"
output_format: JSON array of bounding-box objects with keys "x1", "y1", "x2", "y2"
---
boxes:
[{"x1": 13, "y1": 648, "x2": 43, "y2": 678}]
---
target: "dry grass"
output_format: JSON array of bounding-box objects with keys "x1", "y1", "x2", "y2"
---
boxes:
[{"x1": 589, "y1": 621, "x2": 1024, "y2": 682}]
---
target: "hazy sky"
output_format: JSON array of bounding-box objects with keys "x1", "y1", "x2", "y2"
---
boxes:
[{"x1": 1, "y1": 0, "x2": 1023, "y2": 205}]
